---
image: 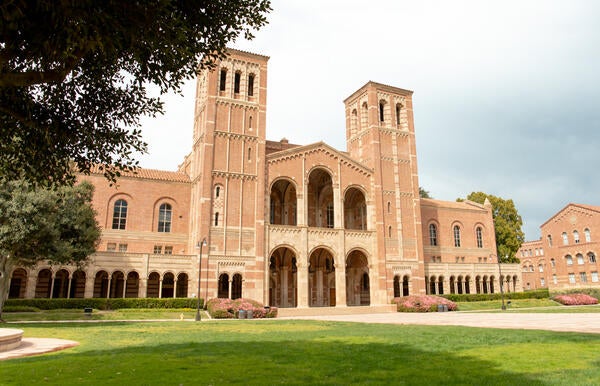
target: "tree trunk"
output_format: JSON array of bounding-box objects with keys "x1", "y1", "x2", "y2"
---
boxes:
[{"x1": 0, "y1": 256, "x2": 14, "y2": 322}]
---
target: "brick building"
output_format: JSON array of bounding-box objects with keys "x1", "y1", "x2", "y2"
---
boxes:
[
  {"x1": 8, "y1": 49, "x2": 522, "y2": 308},
  {"x1": 519, "y1": 203, "x2": 600, "y2": 290}
]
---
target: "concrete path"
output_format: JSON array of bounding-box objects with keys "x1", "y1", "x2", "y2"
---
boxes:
[
  {"x1": 0, "y1": 337, "x2": 79, "y2": 361},
  {"x1": 279, "y1": 312, "x2": 600, "y2": 334}
]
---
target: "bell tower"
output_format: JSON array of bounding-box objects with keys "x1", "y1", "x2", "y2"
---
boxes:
[
  {"x1": 344, "y1": 82, "x2": 426, "y2": 296},
  {"x1": 189, "y1": 49, "x2": 269, "y2": 301}
]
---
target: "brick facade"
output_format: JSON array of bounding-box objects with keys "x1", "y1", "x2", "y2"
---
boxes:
[{"x1": 8, "y1": 49, "x2": 521, "y2": 306}]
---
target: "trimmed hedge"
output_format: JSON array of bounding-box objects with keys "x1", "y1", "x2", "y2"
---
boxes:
[
  {"x1": 392, "y1": 295, "x2": 457, "y2": 312},
  {"x1": 3, "y1": 297, "x2": 201, "y2": 310},
  {"x1": 441, "y1": 288, "x2": 549, "y2": 302},
  {"x1": 550, "y1": 288, "x2": 600, "y2": 301}
]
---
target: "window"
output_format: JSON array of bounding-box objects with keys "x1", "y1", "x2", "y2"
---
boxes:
[
  {"x1": 153, "y1": 245, "x2": 162, "y2": 254},
  {"x1": 476, "y1": 227, "x2": 483, "y2": 248},
  {"x1": 247, "y1": 74, "x2": 255, "y2": 96},
  {"x1": 551, "y1": 258, "x2": 556, "y2": 267},
  {"x1": 112, "y1": 199, "x2": 128, "y2": 230},
  {"x1": 326, "y1": 204, "x2": 334, "y2": 228},
  {"x1": 215, "y1": 212, "x2": 219, "y2": 226},
  {"x1": 387, "y1": 202, "x2": 391, "y2": 213},
  {"x1": 553, "y1": 274, "x2": 558, "y2": 284},
  {"x1": 569, "y1": 273, "x2": 576, "y2": 284},
  {"x1": 589, "y1": 252, "x2": 596, "y2": 263},
  {"x1": 585, "y1": 228, "x2": 591, "y2": 242},
  {"x1": 540, "y1": 248, "x2": 544, "y2": 255},
  {"x1": 429, "y1": 224, "x2": 437, "y2": 246},
  {"x1": 547, "y1": 234, "x2": 552, "y2": 246},
  {"x1": 249, "y1": 116, "x2": 253, "y2": 129},
  {"x1": 453, "y1": 225, "x2": 461, "y2": 247},
  {"x1": 580, "y1": 272, "x2": 587, "y2": 283},
  {"x1": 562, "y1": 232, "x2": 568, "y2": 245},
  {"x1": 529, "y1": 265, "x2": 534, "y2": 272},
  {"x1": 234, "y1": 72, "x2": 241, "y2": 93},
  {"x1": 219, "y1": 69, "x2": 227, "y2": 91},
  {"x1": 540, "y1": 278, "x2": 545, "y2": 287},
  {"x1": 574, "y1": 230, "x2": 580, "y2": 244},
  {"x1": 158, "y1": 203, "x2": 172, "y2": 232},
  {"x1": 107, "y1": 243, "x2": 116, "y2": 252},
  {"x1": 566, "y1": 255, "x2": 573, "y2": 265},
  {"x1": 379, "y1": 101, "x2": 385, "y2": 122},
  {"x1": 215, "y1": 186, "x2": 221, "y2": 198},
  {"x1": 577, "y1": 253, "x2": 584, "y2": 265},
  {"x1": 164, "y1": 246, "x2": 173, "y2": 255},
  {"x1": 592, "y1": 271, "x2": 599, "y2": 283},
  {"x1": 388, "y1": 226, "x2": 392, "y2": 238},
  {"x1": 538, "y1": 264, "x2": 544, "y2": 273},
  {"x1": 248, "y1": 147, "x2": 252, "y2": 161},
  {"x1": 118, "y1": 243, "x2": 128, "y2": 252},
  {"x1": 535, "y1": 248, "x2": 539, "y2": 256},
  {"x1": 395, "y1": 104, "x2": 401, "y2": 125}
]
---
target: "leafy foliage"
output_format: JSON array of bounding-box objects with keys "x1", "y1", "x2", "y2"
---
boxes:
[
  {"x1": 442, "y1": 288, "x2": 549, "y2": 302},
  {"x1": 392, "y1": 295, "x2": 457, "y2": 312},
  {"x1": 0, "y1": 180, "x2": 101, "y2": 318},
  {"x1": 552, "y1": 293, "x2": 599, "y2": 306},
  {"x1": 458, "y1": 192, "x2": 525, "y2": 263},
  {"x1": 4, "y1": 297, "x2": 199, "y2": 310},
  {"x1": 206, "y1": 297, "x2": 277, "y2": 318},
  {"x1": 419, "y1": 186, "x2": 432, "y2": 198},
  {"x1": 0, "y1": 1, "x2": 272, "y2": 185}
]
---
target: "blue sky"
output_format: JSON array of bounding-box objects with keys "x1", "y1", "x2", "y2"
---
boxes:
[{"x1": 138, "y1": 0, "x2": 600, "y2": 241}]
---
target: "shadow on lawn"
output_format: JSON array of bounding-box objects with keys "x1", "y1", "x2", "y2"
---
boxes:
[{"x1": 4, "y1": 338, "x2": 547, "y2": 385}]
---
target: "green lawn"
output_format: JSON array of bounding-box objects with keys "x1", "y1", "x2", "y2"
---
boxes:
[
  {"x1": 457, "y1": 299, "x2": 600, "y2": 313},
  {"x1": 3, "y1": 320, "x2": 600, "y2": 385},
  {"x1": 2, "y1": 308, "x2": 202, "y2": 321}
]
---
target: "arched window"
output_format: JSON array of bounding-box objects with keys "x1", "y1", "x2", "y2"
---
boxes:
[
  {"x1": 577, "y1": 253, "x2": 584, "y2": 265},
  {"x1": 112, "y1": 199, "x2": 128, "y2": 230},
  {"x1": 158, "y1": 203, "x2": 172, "y2": 232},
  {"x1": 215, "y1": 185, "x2": 221, "y2": 198},
  {"x1": 379, "y1": 101, "x2": 385, "y2": 122},
  {"x1": 453, "y1": 225, "x2": 461, "y2": 247},
  {"x1": 551, "y1": 258, "x2": 556, "y2": 267},
  {"x1": 547, "y1": 234, "x2": 553, "y2": 246},
  {"x1": 387, "y1": 202, "x2": 391, "y2": 213},
  {"x1": 248, "y1": 116, "x2": 253, "y2": 129},
  {"x1": 565, "y1": 255, "x2": 573, "y2": 265},
  {"x1": 562, "y1": 232, "x2": 568, "y2": 245},
  {"x1": 395, "y1": 104, "x2": 401, "y2": 125},
  {"x1": 388, "y1": 226, "x2": 392, "y2": 238},
  {"x1": 573, "y1": 230, "x2": 580, "y2": 244},
  {"x1": 248, "y1": 147, "x2": 252, "y2": 161},
  {"x1": 219, "y1": 69, "x2": 227, "y2": 92},
  {"x1": 214, "y1": 212, "x2": 220, "y2": 226},
  {"x1": 585, "y1": 228, "x2": 591, "y2": 242},
  {"x1": 234, "y1": 72, "x2": 241, "y2": 94},
  {"x1": 538, "y1": 264, "x2": 544, "y2": 272},
  {"x1": 429, "y1": 224, "x2": 437, "y2": 246},
  {"x1": 589, "y1": 252, "x2": 596, "y2": 263},
  {"x1": 248, "y1": 74, "x2": 255, "y2": 96},
  {"x1": 476, "y1": 227, "x2": 483, "y2": 248},
  {"x1": 350, "y1": 109, "x2": 358, "y2": 136}
]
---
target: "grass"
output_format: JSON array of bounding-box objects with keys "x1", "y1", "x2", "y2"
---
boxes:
[
  {"x1": 2, "y1": 320, "x2": 600, "y2": 385},
  {"x1": 456, "y1": 298, "x2": 560, "y2": 311},
  {"x1": 2, "y1": 308, "x2": 202, "y2": 321}
]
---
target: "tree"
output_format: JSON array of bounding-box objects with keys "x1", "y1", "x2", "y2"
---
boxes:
[
  {"x1": 0, "y1": 1, "x2": 272, "y2": 186},
  {"x1": 419, "y1": 187, "x2": 432, "y2": 199},
  {"x1": 458, "y1": 192, "x2": 524, "y2": 263},
  {"x1": 0, "y1": 180, "x2": 101, "y2": 320}
]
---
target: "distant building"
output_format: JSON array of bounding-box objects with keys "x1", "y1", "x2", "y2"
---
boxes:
[
  {"x1": 8, "y1": 49, "x2": 522, "y2": 308},
  {"x1": 518, "y1": 203, "x2": 600, "y2": 290}
]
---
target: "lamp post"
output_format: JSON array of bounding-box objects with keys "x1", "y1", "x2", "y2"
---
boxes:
[
  {"x1": 491, "y1": 253, "x2": 507, "y2": 310},
  {"x1": 195, "y1": 238, "x2": 207, "y2": 321}
]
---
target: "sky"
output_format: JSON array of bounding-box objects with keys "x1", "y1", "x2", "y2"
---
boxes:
[{"x1": 137, "y1": 0, "x2": 600, "y2": 241}]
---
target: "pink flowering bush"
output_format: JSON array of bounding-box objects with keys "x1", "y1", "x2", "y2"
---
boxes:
[
  {"x1": 206, "y1": 297, "x2": 278, "y2": 318},
  {"x1": 552, "y1": 293, "x2": 598, "y2": 306},
  {"x1": 392, "y1": 295, "x2": 457, "y2": 312}
]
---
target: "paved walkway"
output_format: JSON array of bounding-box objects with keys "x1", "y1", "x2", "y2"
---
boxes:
[
  {"x1": 3, "y1": 311, "x2": 599, "y2": 360},
  {"x1": 279, "y1": 312, "x2": 600, "y2": 334}
]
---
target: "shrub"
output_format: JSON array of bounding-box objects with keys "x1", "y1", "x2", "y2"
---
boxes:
[
  {"x1": 4, "y1": 298, "x2": 200, "y2": 310},
  {"x1": 206, "y1": 298, "x2": 278, "y2": 319},
  {"x1": 550, "y1": 288, "x2": 600, "y2": 301},
  {"x1": 552, "y1": 293, "x2": 599, "y2": 306},
  {"x1": 2, "y1": 305, "x2": 41, "y2": 312},
  {"x1": 392, "y1": 295, "x2": 457, "y2": 312},
  {"x1": 442, "y1": 288, "x2": 549, "y2": 302}
]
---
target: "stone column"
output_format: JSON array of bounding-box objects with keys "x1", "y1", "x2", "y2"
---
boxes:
[
  {"x1": 139, "y1": 277, "x2": 147, "y2": 298},
  {"x1": 122, "y1": 278, "x2": 127, "y2": 298},
  {"x1": 281, "y1": 267, "x2": 288, "y2": 306},
  {"x1": 84, "y1": 272, "x2": 94, "y2": 298},
  {"x1": 158, "y1": 279, "x2": 163, "y2": 298},
  {"x1": 49, "y1": 273, "x2": 56, "y2": 299},
  {"x1": 335, "y1": 263, "x2": 346, "y2": 307},
  {"x1": 228, "y1": 279, "x2": 232, "y2": 299},
  {"x1": 296, "y1": 260, "x2": 308, "y2": 308},
  {"x1": 66, "y1": 277, "x2": 72, "y2": 299},
  {"x1": 106, "y1": 277, "x2": 112, "y2": 298}
]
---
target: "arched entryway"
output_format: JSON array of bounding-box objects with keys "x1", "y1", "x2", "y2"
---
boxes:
[
  {"x1": 344, "y1": 187, "x2": 367, "y2": 230},
  {"x1": 109, "y1": 271, "x2": 125, "y2": 298},
  {"x1": 146, "y1": 272, "x2": 160, "y2": 298},
  {"x1": 232, "y1": 273, "x2": 242, "y2": 299},
  {"x1": 346, "y1": 250, "x2": 370, "y2": 306},
  {"x1": 269, "y1": 247, "x2": 297, "y2": 308},
  {"x1": 161, "y1": 272, "x2": 175, "y2": 298},
  {"x1": 393, "y1": 275, "x2": 401, "y2": 297},
  {"x1": 9, "y1": 268, "x2": 28, "y2": 299},
  {"x1": 402, "y1": 275, "x2": 410, "y2": 296},
  {"x1": 52, "y1": 269, "x2": 69, "y2": 298},
  {"x1": 176, "y1": 273, "x2": 188, "y2": 298},
  {"x1": 125, "y1": 271, "x2": 139, "y2": 298},
  {"x1": 35, "y1": 269, "x2": 52, "y2": 298},
  {"x1": 93, "y1": 270, "x2": 109, "y2": 298},
  {"x1": 309, "y1": 248, "x2": 335, "y2": 307},
  {"x1": 218, "y1": 273, "x2": 229, "y2": 298},
  {"x1": 270, "y1": 179, "x2": 297, "y2": 225},
  {"x1": 70, "y1": 270, "x2": 86, "y2": 298},
  {"x1": 307, "y1": 168, "x2": 334, "y2": 228}
]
